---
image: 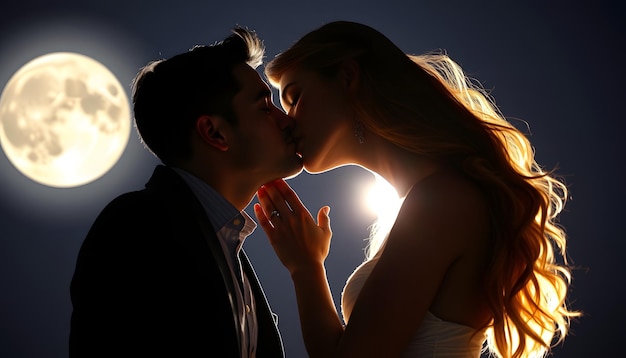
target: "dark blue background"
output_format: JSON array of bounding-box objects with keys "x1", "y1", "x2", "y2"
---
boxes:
[{"x1": 1, "y1": 1, "x2": 623, "y2": 356}]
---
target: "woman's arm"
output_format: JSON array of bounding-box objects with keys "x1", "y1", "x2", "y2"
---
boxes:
[
  {"x1": 255, "y1": 175, "x2": 487, "y2": 357},
  {"x1": 255, "y1": 180, "x2": 343, "y2": 356}
]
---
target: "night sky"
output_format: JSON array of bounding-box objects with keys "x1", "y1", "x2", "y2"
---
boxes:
[{"x1": 1, "y1": 1, "x2": 623, "y2": 357}]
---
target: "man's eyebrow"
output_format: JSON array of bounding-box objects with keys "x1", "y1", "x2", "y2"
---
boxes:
[{"x1": 254, "y1": 88, "x2": 272, "y2": 102}]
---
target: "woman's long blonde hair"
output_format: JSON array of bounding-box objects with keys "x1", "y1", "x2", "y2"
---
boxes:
[{"x1": 266, "y1": 21, "x2": 579, "y2": 358}]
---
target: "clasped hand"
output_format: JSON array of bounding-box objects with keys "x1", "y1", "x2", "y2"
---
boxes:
[{"x1": 254, "y1": 179, "x2": 332, "y2": 275}]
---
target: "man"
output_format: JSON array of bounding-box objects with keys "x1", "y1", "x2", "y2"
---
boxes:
[{"x1": 69, "y1": 27, "x2": 302, "y2": 357}]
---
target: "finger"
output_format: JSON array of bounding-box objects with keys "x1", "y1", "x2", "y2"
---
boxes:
[
  {"x1": 257, "y1": 186, "x2": 282, "y2": 218},
  {"x1": 253, "y1": 203, "x2": 275, "y2": 233},
  {"x1": 317, "y1": 206, "x2": 332, "y2": 234},
  {"x1": 272, "y1": 179, "x2": 309, "y2": 216},
  {"x1": 261, "y1": 181, "x2": 297, "y2": 215}
]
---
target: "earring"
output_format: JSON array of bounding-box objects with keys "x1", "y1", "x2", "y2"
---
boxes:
[{"x1": 354, "y1": 121, "x2": 365, "y2": 144}]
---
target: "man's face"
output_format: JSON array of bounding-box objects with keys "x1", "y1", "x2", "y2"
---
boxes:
[{"x1": 226, "y1": 63, "x2": 303, "y2": 183}]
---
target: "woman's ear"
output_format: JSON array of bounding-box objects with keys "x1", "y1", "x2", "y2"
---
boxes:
[
  {"x1": 340, "y1": 59, "x2": 360, "y2": 91},
  {"x1": 195, "y1": 115, "x2": 229, "y2": 151}
]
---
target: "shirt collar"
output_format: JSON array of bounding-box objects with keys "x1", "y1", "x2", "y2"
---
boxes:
[
  {"x1": 224, "y1": 211, "x2": 257, "y2": 253},
  {"x1": 170, "y1": 167, "x2": 256, "y2": 234}
]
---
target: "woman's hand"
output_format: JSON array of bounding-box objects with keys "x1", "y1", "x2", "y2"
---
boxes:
[{"x1": 254, "y1": 179, "x2": 332, "y2": 275}]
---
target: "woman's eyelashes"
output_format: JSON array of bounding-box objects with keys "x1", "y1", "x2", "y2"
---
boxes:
[
  {"x1": 285, "y1": 94, "x2": 300, "y2": 115},
  {"x1": 290, "y1": 93, "x2": 300, "y2": 107}
]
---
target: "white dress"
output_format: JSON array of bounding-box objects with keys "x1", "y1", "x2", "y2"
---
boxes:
[{"x1": 341, "y1": 253, "x2": 487, "y2": 357}]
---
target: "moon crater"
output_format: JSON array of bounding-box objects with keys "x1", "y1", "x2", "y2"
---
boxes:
[{"x1": 0, "y1": 52, "x2": 131, "y2": 187}]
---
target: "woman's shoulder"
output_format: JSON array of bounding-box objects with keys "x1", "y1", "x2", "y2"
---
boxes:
[
  {"x1": 394, "y1": 169, "x2": 490, "y2": 250},
  {"x1": 406, "y1": 169, "x2": 487, "y2": 218}
]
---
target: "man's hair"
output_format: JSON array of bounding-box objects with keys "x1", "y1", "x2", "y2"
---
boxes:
[{"x1": 132, "y1": 27, "x2": 264, "y2": 165}]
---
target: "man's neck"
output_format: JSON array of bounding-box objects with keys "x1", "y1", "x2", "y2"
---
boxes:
[{"x1": 173, "y1": 163, "x2": 256, "y2": 211}]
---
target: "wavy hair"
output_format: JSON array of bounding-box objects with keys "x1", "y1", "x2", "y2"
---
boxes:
[{"x1": 266, "y1": 21, "x2": 579, "y2": 358}]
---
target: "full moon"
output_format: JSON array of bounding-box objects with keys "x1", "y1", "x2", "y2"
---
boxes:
[{"x1": 0, "y1": 52, "x2": 131, "y2": 188}]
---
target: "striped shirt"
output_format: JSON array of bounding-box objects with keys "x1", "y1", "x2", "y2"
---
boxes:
[{"x1": 173, "y1": 167, "x2": 258, "y2": 357}]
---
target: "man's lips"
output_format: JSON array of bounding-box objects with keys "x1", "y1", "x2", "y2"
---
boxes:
[
  {"x1": 283, "y1": 127, "x2": 302, "y2": 158},
  {"x1": 283, "y1": 133, "x2": 302, "y2": 158},
  {"x1": 292, "y1": 140, "x2": 302, "y2": 159},
  {"x1": 293, "y1": 136, "x2": 302, "y2": 158}
]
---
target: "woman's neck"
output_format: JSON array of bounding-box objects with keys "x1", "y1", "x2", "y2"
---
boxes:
[{"x1": 355, "y1": 134, "x2": 442, "y2": 198}]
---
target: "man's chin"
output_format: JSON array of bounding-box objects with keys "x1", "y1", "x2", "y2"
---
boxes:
[
  {"x1": 303, "y1": 162, "x2": 347, "y2": 174},
  {"x1": 303, "y1": 168, "x2": 323, "y2": 174},
  {"x1": 283, "y1": 166, "x2": 304, "y2": 180},
  {"x1": 274, "y1": 155, "x2": 304, "y2": 180}
]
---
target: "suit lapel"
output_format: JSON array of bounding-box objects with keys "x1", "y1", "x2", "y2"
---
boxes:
[
  {"x1": 146, "y1": 166, "x2": 241, "y2": 342},
  {"x1": 240, "y1": 251, "x2": 285, "y2": 357},
  {"x1": 147, "y1": 165, "x2": 284, "y2": 357}
]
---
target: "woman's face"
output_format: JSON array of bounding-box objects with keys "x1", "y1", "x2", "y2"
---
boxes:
[{"x1": 278, "y1": 68, "x2": 354, "y2": 173}]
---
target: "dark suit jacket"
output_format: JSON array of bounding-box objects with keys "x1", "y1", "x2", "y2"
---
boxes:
[{"x1": 69, "y1": 165, "x2": 284, "y2": 357}]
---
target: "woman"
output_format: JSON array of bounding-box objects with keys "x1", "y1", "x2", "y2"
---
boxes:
[{"x1": 253, "y1": 21, "x2": 578, "y2": 358}]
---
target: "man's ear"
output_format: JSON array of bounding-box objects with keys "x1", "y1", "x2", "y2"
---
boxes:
[
  {"x1": 340, "y1": 59, "x2": 360, "y2": 91},
  {"x1": 195, "y1": 115, "x2": 229, "y2": 151}
]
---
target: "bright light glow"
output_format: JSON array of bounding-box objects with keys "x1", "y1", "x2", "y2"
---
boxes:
[
  {"x1": 0, "y1": 52, "x2": 131, "y2": 188},
  {"x1": 365, "y1": 173, "x2": 403, "y2": 231}
]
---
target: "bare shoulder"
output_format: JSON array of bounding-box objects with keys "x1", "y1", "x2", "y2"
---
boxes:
[
  {"x1": 392, "y1": 168, "x2": 490, "y2": 253},
  {"x1": 417, "y1": 168, "x2": 486, "y2": 213},
  {"x1": 370, "y1": 168, "x2": 492, "y2": 328}
]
